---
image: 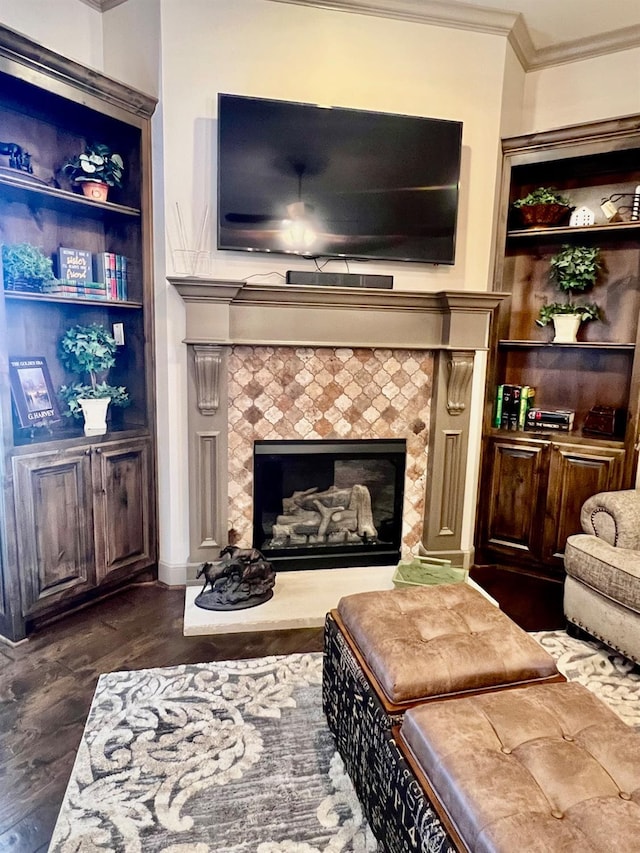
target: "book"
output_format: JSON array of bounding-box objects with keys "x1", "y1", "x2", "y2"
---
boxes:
[
  {"x1": 500, "y1": 384, "x2": 517, "y2": 430},
  {"x1": 509, "y1": 385, "x2": 522, "y2": 430},
  {"x1": 493, "y1": 384, "x2": 504, "y2": 428},
  {"x1": 58, "y1": 247, "x2": 92, "y2": 286},
  {"x1": 525, "y1": 408, "x2": 575, "y2": 430},
  {"x1": 121, "y1": 255, "x2": 128, "y2": 300},
  {"x1": 8, "y1": 355, "x2": 60, "y2": 427},
  {"x1": 524, "y1": 420, "x2": 572, "y2": 431},
  {"x1": 94, "y1": 252, "x2": 118, "y2": 299},
  {"x1": 517, "y1": 386, "x2": 536, "y2": 430}
]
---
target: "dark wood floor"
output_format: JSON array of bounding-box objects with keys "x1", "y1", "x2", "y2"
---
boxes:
[{"x1": 0, "y1": 569, "x2": 565, "y2": 852}]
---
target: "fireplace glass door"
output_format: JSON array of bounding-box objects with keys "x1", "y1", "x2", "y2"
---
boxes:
[{"x1": 253, "y1": 438, "x2": 406, "y2": 569}]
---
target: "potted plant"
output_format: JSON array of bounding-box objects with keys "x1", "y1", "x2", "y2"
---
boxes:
[
  {"x1": 513, "y1": 187, "x2": 573, "y2": 227},
  {"x1": 61, "y1": 143, "x2": 124, "y2": 202},
  {"x1": 1, "y1": 242, "x2": 55, "y2": 292},
  {"x1": 536, "y1": 244, "x2": 602, "y2": 342},
  {"x1": 58, "y1": 323, "x2": 129, "y2": 435}
]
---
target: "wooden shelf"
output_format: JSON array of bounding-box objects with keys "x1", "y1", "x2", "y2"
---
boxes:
[
  {"x1": 487, "y1": 427, "x2": 625, "y2": 449},
  {"x1": 4, "y1": 291, "x2": 143, "y2": 309},
  {"x1": 0, "y1": 170, "x2": 141, "y2": 218},
  {"x1": 507, "y1": 220, "x2": 640, "y2": 240}
]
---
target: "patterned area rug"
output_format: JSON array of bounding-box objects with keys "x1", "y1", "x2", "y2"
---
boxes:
[{"x1": 50, "y1": 631, "x2": 639, "y2": 852}]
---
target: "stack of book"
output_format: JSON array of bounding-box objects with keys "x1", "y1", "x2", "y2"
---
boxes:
[
  {"x1": 493, "y1": 384, "x2": 536, "y2": 431},
  {"x1": 524, "y1": 408, "x2": 575, "y2": 431},
  {"x1": 43, "y1": 247, "x2": 129, "y2": 301}
]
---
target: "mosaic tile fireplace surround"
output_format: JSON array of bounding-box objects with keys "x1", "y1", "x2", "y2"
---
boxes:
[
  {"x1": 171, "y1": 278, "x2": 504, "y2": 584},
  {"x1": 227, "y1": 345, "x2": 432, "y2": 559}
]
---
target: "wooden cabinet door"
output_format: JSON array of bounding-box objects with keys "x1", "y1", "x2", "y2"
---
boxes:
[
  {"x1": 12, "y1": 448, "x2": 95, "y2": 616},
  {"x1": 479, "y1": 437, "x2": 549, "y2": 562},
  {"x1": 543, "y1": 442, "x2": 625, "y2": 567},
  {"x1": 92, "y1": 438, "x2": 155, "y2": 583}
]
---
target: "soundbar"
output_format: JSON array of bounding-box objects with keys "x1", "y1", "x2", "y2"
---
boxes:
[{"x1": 285, "y1": 270, "x2": 393, "y2": 289}]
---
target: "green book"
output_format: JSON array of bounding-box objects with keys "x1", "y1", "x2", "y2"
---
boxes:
[
  {"x1": 493, "y1": 384, "x2": 504, "y2": 428},
  {"x1": 518, "y1": 386, "x2": 536, "y2": 430}
]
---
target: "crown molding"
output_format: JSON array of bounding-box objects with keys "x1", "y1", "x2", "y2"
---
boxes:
[
  {"x1": 527, "y1": 24, "x2": 640, "y2": 70},
  {"x1": 77, "y1": 0, "x2": 129, "y2": 11},
  {"x1": 271, "y1": 0, "x2": 519, "y2": 36},
  {"x1": 269, "y1": 0, "x2": 640, "y2": 70}
]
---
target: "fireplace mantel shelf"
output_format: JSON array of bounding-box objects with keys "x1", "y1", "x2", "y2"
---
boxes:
[{"x1": 170, "y1": 277, "x2": 506, "y2": 351}]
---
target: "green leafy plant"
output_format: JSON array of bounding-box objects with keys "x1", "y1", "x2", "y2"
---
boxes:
[
  {"x1": 550, "y1": 243, "x2": 601, "y2": 292},
  {"x1": 537, "y1": 244, "x2": 602, "y2": 327},
  {"x1": 62, "y1": 143, "x2": 124, "y2": 188},
  {"x1": 58, "y1": 323, "x2": 129, "y2": 418},
  {"x1": 513, "y1": 187, "x2": 571, "y2": 208},
  {"x1": 1, "y1": 242, "x2": 55, "y2": 291},
  {"x1": 537, "y1": 301, "x2": 600, "y2": 327}
]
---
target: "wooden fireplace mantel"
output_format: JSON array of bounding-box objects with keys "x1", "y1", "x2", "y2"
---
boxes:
[
  {"x1": 169, "y1": 277, "x2": 506, "y2": 351},
  {"x1": 170, "y1": 276, "x2": 507, "y2": 576}
]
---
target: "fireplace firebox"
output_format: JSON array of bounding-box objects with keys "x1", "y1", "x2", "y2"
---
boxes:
[{"x1": 252, "y1": 438, "x2": 406, "y2": 569}]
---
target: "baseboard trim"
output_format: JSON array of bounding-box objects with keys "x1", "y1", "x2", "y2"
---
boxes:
[{"x1": 158, "y1": 559, "x2": 188, "y2": 586}]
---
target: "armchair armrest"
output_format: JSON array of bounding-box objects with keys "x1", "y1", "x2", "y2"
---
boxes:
[{"x1": 580, "y1": 489, "x2": 640, "y2": 549}]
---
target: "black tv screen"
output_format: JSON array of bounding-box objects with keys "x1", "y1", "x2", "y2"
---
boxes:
[{"x1": 217, "y1": 94, "x2": 462, "y2": 265}]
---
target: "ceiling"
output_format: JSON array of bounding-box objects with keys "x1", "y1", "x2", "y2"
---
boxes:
[{"x1": 80, "y1": 0, "x2": 640, "y2": 70}]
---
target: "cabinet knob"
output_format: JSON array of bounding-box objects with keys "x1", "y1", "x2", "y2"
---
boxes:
[
  {"x1": 85, "y1": 448, "x2": 91, "y2": 455},
  {"x1": 95, "y1": 447, "x2": 102, "y2": 454}
]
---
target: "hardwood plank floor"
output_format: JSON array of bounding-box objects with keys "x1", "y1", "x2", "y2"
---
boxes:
[{"x1": 0, "y1": 571, "x2": 565, "y2": 852}]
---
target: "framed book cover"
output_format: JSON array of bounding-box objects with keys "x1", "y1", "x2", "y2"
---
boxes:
[{"x1": 9, "y1": 356, "x2": 60, "y2": 427}]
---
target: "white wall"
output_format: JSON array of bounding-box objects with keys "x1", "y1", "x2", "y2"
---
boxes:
[
  {"x1": 522, "y1": 47, "x2": 640, "y2": 132},
  {"x1": 160, "y1": 0, "x2": 507, "y2": 295},
  {"x1": 102, "y1": 0, "x2": 161, "y2": 98},
  {"x1": 0, "y1": 0, "x2": 103, "y2": 68}
]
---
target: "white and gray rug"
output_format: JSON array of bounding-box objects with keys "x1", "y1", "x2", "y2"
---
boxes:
[{"x1": 50, "y1": 631, "x2": 639, "y2": 852}]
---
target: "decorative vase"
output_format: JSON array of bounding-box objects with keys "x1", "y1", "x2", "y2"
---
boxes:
[
  {"x1": 78, "y1": 397, "x2": 110, "y2": 436},
  {"x1": 551, "y1": 314, "x2": 581, "y2": 344},
  {"x1": 80, "y1": 181, "x2": 109, "y2": 202}
]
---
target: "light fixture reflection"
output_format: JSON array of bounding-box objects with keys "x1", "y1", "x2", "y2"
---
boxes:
[{"x1": 281, "y1": 201, "x2": 319, "y2": 252}]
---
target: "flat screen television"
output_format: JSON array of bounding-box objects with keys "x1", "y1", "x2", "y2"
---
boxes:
[{"x1": 217, "y1": 94, "x2": 463, "y2": 265}]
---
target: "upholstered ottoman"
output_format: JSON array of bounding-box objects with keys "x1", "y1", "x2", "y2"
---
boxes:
[
  {"x1": 322, "y1": 583, "x2": 562, "y2": 852},
  {"x1": 397, "y1": 681, "x2": 640, "y2": 852}
]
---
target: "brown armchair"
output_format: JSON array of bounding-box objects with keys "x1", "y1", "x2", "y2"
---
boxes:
[{"x1": 564, "y1": 489, "x2": 640, "y2": 664}]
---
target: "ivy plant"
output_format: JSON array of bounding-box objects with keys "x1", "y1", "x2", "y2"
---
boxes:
[
  {"x1": 1, "y1": 242, "x2": 55, "y2": 290},
  {"x1": 536, "y1": 244, "x2": 602, "y2": 327},
  {"x1": 58, "y1": 323, "x2": 129, "y2": 418},
  {"x1": 513, "y1": 187, "x2": 571, "y2": 208}
]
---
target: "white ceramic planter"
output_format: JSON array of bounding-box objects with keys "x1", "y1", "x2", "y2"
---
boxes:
[
  {"x1": 78, "y1": 397, "x2": 110, "y2": 436},
  {"x1": 551, "y1": 314, "x2": 581, "y2": 343}
]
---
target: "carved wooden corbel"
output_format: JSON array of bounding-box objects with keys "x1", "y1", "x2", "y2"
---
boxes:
[
  {"x1": 446, "y1": 351, "x2": 474, "y2": 415},
  {"x1": 193, "y1": 344, "x2": 223, "y2": 415}
]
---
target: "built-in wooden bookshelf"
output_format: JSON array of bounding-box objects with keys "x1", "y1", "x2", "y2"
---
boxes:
[
  {"x1": 475, "y1": 115, "x2": 640, "y2": 578},
  {"x1": 0, "y1": 24, "x2": 158, "y2": 641}
]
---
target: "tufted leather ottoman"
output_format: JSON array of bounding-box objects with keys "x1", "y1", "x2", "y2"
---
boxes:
[
  {"x1": 397, "y1": 681, "x2": 640, "y2": 852},
  {"x1": 335, "y1": 583, "x2": 561, "y2": 709},
  {"x1": 322, "y1": 583, "x2": 563, "y2": 852}
]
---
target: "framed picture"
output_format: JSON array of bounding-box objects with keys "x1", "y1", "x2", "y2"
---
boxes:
[{"x1": 9, "y1": 356, "x2": 60, "y2": 427}]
